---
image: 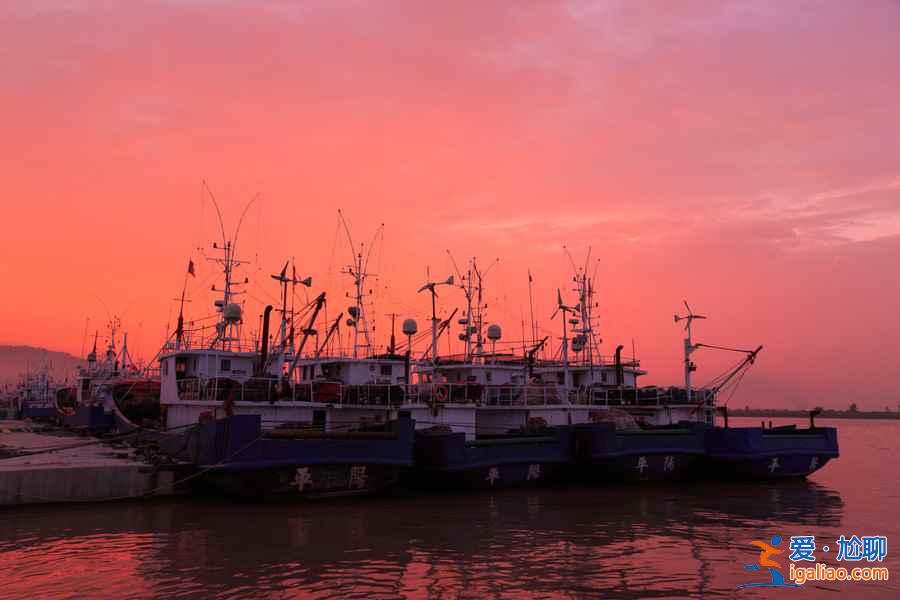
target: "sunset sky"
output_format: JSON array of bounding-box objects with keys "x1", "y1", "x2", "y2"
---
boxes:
[{"x1": 2, "y1": 1, "x2": 899, "y2": 408}]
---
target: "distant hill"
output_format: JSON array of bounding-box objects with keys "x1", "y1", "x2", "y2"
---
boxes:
[{"x1": 0, "y1": 345, "x2": 82, "y2": 387}]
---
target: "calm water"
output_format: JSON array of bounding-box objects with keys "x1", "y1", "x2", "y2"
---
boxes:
[{"x1": 1, "y1": 418, "x2": 898, "y2": 599}]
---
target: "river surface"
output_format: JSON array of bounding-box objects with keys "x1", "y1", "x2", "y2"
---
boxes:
[{"x1": 1, "y1": 418, "x2": 897, "y2": 598}]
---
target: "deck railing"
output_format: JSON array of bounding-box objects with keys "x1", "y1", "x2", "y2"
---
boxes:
[{"x1": 172, "y1": 377, "x2": 715, "y2": 409}]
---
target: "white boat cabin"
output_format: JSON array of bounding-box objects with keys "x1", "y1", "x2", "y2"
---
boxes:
[
  {"x1": 535, "y1": 362, "x2": 645, "y2": 390},
  {"x1": 417, "y1": 360, "x2": 528, "y2": 387},
  {"x1": 296, "y1": 356, "x2": 409, "y2": 386}
]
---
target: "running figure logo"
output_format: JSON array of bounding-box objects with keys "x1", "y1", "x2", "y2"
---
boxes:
[{"x1": 737, "y1": 535, "x2": 802, "y2": 589}]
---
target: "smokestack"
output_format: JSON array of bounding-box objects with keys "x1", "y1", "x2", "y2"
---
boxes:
[
  {"x1": 614, "y1": 345, "x2": 624, "y2": 387},
  {"x1": 258, "y1": 305, "x2": 273, "y2": 375}
]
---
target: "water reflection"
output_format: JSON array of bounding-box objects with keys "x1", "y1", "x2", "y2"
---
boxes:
[{"x1": 0, "y1": 480, "x2": 844, "y2": 599}]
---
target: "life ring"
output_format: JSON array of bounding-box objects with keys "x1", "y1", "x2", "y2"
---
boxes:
[{"x1": 434, "y1": 385, "x2": 449, "y2": 404}]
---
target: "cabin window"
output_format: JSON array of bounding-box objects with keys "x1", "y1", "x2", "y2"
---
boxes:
[
  {"x1": 162, "y1": 361, "x2": 168, "y2": 376},
  {"x1": 380, "y1": 365, "x2": 392, "y2": 376},
  {"x1": 601, "y1": 372, "x2": 608, "y2": 383},
  {"x1": 369, "y1": 364, "x2": 376, "y2": 372},
  {"x1": 486, "y1": 371, "x2": 493, "y2": 383},
  {"x1": 456, "y1": 372, "x2": 462, "y2": 382},
  {"x1": 221, "y1": 359, "x2": 231, "y2": 371}
]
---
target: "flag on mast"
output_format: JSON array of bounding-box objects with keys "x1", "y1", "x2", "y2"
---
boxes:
[{"x1": 187, "y1": 259, "x2": 196, "y2": 277}]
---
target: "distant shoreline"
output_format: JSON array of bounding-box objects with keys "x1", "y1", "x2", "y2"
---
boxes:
[{"x1": 730, "y1": 409, "x2": 900, "y2": 420}]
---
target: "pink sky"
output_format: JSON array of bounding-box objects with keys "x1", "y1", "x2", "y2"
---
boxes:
[{"x1": 1, "y1": 1, "x2": 899, "y2": 408}]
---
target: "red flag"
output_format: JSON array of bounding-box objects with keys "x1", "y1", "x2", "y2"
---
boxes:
[{"x1": 187, "y1": 259, "x2": 195, "y2": 277}]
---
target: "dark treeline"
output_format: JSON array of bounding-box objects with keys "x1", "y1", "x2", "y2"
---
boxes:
[{"x1": 731, "y1": 404, "x2": 900, "y2": 420}]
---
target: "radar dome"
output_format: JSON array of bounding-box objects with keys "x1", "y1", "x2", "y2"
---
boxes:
[
  {"x1": 486, "y1": 324, "x2": 502, "y2": 341},
  {"x1": 402, "y1": 318, "x2": 418, "y2": 335},
  {"x1": 223, "y1": 303, "x2": 243, "y2": 323}
]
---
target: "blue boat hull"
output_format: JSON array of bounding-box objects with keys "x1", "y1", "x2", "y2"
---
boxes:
[
  {"x1": 191, "y1": 415, "x2": 415, "y2": 500},
  {"x1": 573, "y1": 423, "x2": 707, "y2": 482},
  {"x1": 20, "y1": 406, "x2": 58, "y2": 420},
  {"x1": 412, "y1": 429, "x2": 573, "y2": 490},
  {"x1": 197, "y1": 462, "x2": 407, "y2": 499},
  {"x1": 62, "y1": 406, "x2": 115, "y2": 433},
  {"x1": 703, "y1": 426, "x2": 839, "y2": 479}
]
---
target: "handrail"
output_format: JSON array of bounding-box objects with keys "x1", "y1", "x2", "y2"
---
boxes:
[{"x1": 171, "y1": 376, "x2": 717, "y2": 409}]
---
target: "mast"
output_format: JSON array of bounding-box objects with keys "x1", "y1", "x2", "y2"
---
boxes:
[
  {"x1": 527, "y1": 270, "x2": 536, "y2": 350},
  {"x1": 270, "y1": 260, "x2": 311, "y2": 366},
  {"x1": 473, "y1": 260, "x2": 484, "y2": 359},
  {"x1": 565, "y1": 247, "x2": 600, "y2": 372},
  {"x1": 417, "y1": 271, "x2": 454, "y2": 363},
  {"x1": 386, "y1": 312, "x2": 399, "y2": 354},
  {"x1": 674, "y1": 301, "x2": 706, "y2": 404},
  {"x1": 202, "y1": 183, "x2": 256, "y2": 352},
  {"x1": 448, "y1": 255, "x2": 498, "y2": 364},
  {"x1": 337, "y1": 210, "x2": 382, "y2": 359},
  {"x1": 561, "y1": 305, "x2": 570, "y2": 394},
  {"x1": 552, "y1": 288, "x2": 578, "y2": 399},
  {"x1": 447, "y1": 251, "x2": 473, "y2": 361}
]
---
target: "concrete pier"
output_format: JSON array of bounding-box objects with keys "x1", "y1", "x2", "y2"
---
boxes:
[{"x1": 0, "y1": 420, "x2": 185, "y2": 506}]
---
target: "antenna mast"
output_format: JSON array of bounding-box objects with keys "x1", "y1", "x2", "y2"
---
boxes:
[
  {"x1": 271, "y1": 260, "x2": 312, "y2": 363},
  {"x1": 418, "y1": 270, "x2": 455, "y2": 364},
  {"x1": 338, "y1": 210, "x2": 382, "y2": 358},
  {"x1": 202, "y1": 182, "x2": 256, "y2": 351},
  {"x1": 674, "y1": 300, "x2": 707, "y2": 404},
  {"x1": 551, "y1": 288, "x2": 579, "y2": 399}
]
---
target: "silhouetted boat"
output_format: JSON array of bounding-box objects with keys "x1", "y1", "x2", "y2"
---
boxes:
[
  {"x1": 190, "y1": 413, "x2": 416, "y2": 499},
  {"x1": 412, "y1": 421, "x2": 574, "y2": 490},
  {"x1": 572, "y1": 419, "x2": 707, "y2": 482},
  {"x1": 703, "y1": 421, "x2": 839, "y2": 479}
]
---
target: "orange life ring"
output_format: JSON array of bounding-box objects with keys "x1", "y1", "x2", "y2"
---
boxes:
[{"x1": 434, "y1": 385, "x2": 449, "y2": 404}]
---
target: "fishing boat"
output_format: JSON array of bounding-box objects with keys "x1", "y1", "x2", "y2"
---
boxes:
[
  {"x1": 159, "y1": 211, "x2": 417, "y2": 434},
  {"x1": 571, "y1": 416, "x2": 707, "y2": 482},
  {"x1": 190, "y1": 413, "x2": 415, "y2": 499},
  {"x1": 154, "y1": 200, "x2": 422, "y2": 498},
  {"x1": 62, "y1": 321, "x2": 159, "y2": 432},
  {"x1": 406, "y1": 257, "x2": 589, "y2": 489},
  {"x1": 701, "y1": 408, "x2": 839, "y2": 479},
  {"x1": 16, "y1": 365, "x2": 62, "y2": 420},
  {"x1": 412, "y1": 421, "x2": 574, "y2": 490},
  {"x1": 668, "y1": 303, "x2": 839, "y2": 480}
]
